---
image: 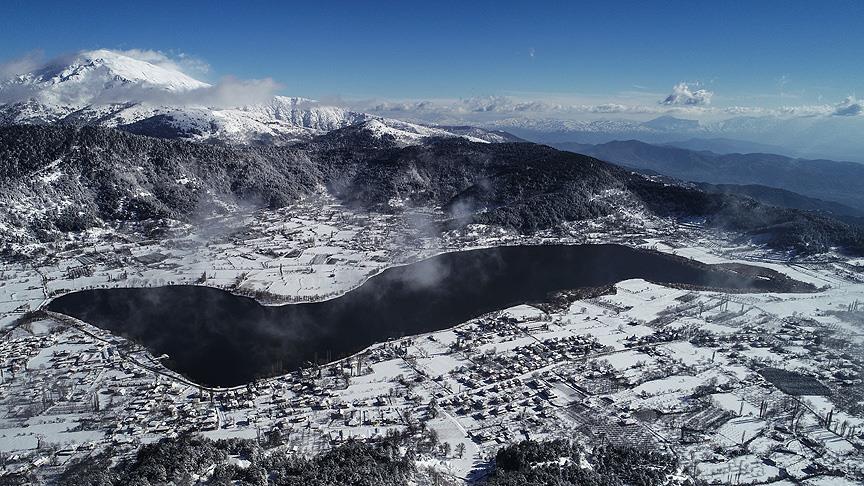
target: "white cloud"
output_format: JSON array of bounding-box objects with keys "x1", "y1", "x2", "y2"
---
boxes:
[
  {"x1": 337, "y1": 93, "x2": 864, "y2": 128},
  {"x1": 113, "y1": 49, "x2": 211, "y2": 78},
  {"x1": 89, "y1": 75, "x2": 282, "y2": 108},
  {"x1": 660, "y1": 82, "x2": 713, "y2": 106},
  {"x1": 0, "y1": 50, "x2": 45, "y2": 78},
  {"x1": 181, "y1": 76, "x2": 282, "y2": 107},
  {"x1": 833, "y1": 96, "x2": 863, "y2": 116},
  {"x1": 347, "y1": 95, "x2": 711, "y2": 123}
]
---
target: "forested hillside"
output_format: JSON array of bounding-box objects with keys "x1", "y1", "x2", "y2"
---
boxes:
[{"x1": 2, "y1": 124, "x2": 863, "y2": 254}]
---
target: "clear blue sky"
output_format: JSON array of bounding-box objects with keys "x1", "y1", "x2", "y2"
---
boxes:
[{"x1": 1, "y1": 0, "x2": 862, "y2": 104}]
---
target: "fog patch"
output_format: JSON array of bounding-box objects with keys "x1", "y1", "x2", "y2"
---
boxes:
[
  {"x1": 87, "y1": 76, "x2": 282, "y2": 109},
  {"x1": 0, "y1": 50, "x2": 45, "y2": 78}
]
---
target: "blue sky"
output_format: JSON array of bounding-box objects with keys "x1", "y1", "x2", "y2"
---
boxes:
[{"x1": 1, "y1": 0, "x2": 862, "y2": 109}]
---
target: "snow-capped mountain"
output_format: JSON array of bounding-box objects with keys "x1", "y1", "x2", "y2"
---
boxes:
[
  {"x1": 346, "y1": 118, "x2": 491, "y2": 144},
  {"x1": 0, "y1": 49, "x2": 504, "y2": 146},
  {"x1": 117, "y1": 96, "x2": 377, "y2": 144},
  {"x1": 2, "y1": 49, "x2": 208, "y2": 104},
  {"x1": 0, "y1": 49, "x2": 207, "y2": 124}
]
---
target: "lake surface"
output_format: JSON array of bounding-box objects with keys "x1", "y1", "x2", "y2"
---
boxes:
[{"x1": 47, "y1": 244, "x2": 810, "y2": 387}]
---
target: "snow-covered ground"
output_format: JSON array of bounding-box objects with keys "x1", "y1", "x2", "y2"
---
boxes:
[{"x1": 2, "y1": 198, "x2": 863, "y2": 484}]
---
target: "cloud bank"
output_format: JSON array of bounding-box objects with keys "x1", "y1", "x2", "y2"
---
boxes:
[
  {"x1": 87, "y1": 76, "x2": 282, "y2": 108},
  {"x1": 0, "y1": 50, "x2": 45, "y2": 79},
  {"x1": 833, "y1": 96, "x2": 863, "y2": 116},
  {"x1": 345, "y1": 93, "x2": 861, "y2": 127}
]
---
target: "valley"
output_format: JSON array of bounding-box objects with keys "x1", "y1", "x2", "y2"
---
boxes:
[
  {"x1": 0, "y1": 34, "x2": 863, "y2": 485},
  {"x1": 2, "y1": 197, "x2": 863, "y2": 484}
]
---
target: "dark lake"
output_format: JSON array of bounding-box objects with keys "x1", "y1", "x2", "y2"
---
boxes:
[{"x1": 46, "y1": 244, "x2": 811, "y2": 387}]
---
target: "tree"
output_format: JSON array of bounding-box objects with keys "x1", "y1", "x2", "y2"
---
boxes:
[
  {"x1": 455, "y1": 443, "x2": 466, "y2": 459},
  {"x1": 265, "y1": 428, "x2": 282, "y2": 448},
  {"x1": 428, "y1": 398, "x2": 439, "y2": 418}
]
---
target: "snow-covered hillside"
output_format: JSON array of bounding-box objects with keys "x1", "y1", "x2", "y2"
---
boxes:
[
  {"x1": 0, "y1": 49, "x2": 207, "y2": 123},
  {"x1": 0, "y1": 49, "x2": 506, "y2": 146},
  {"x1": 3, "y1": 49, "x2": 208, "y2": 102},
  {"x1": 350, "y1": 118, "x2": 489, "y2": 144},
  {"x1": 117, "y1": 96, "x2": 376, "y2": 144}
]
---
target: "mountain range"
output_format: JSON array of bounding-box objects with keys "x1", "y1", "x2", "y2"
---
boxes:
[
  {"x1": 557, "y1": 139, "x2": 864, "y2": 212},
  {"x1": 1, "y1": 50, "x2": 864, "y2": 256},
  {"x1": 0, "y1": 49, "x2": 509, "y2": 146},
  {"x1": 2, "y1": 123, "x2": 863, "y2": 257},
  {"x1": 489, "y1": 115, "x2": 864, "y2": 163}
]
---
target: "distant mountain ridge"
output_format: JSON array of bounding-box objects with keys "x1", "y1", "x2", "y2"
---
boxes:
[
  {"x1": 663, "y1": 138, "x2": 793, "y2": 156},
  {"x1": 490, "y1": 115, "x2": 864, "y2": 163},
  {"x1": 556, "y1": 139, "x2": 864, "y2": 212}
]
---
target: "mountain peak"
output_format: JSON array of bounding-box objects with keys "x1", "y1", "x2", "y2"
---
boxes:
[
  {"x1": 25, "y1": 49, "x2": 209, "y2": 92},
  {"x1": 641, "y1": 115, "x2": 701, "y2": 131},
  {"x1": 0, "y1": 49, "x2": 209, "y2": 115}
]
